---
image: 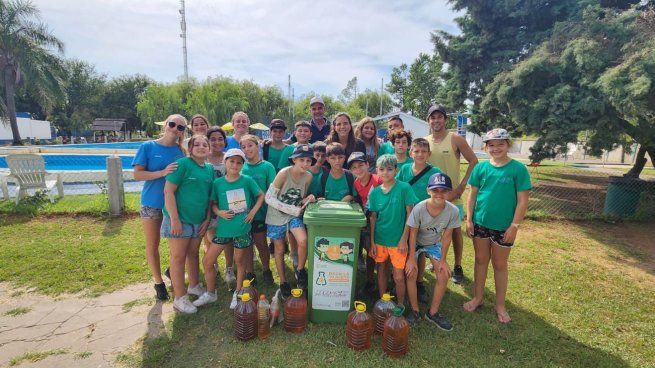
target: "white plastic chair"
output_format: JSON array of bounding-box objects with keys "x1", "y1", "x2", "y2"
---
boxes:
[{"x1": 6, "y1": 154, "x2": 64, "y2": 204}]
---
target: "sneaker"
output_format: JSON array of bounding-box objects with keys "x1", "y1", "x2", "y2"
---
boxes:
[
  {"x1": 295, "y1": 268, "x2": 308, "y2": 289},
  {"x1": 193, "y1": 291, "x2": 217, "y2": 307},
  {"x1": 187, "y1": 283, "x2": 206, "y2": 297},
  {"x1": 424, "y1": 311, "x2": 453, "y2": 331},
  {"x1": 280, "y1": 282, "x2": 292, "y2": 299},
  {"x1": 406, "y1": 310, "x2": 421, "y2": 327},
  {"x1": 173, "y1": 295, "x2": 197, "y2": 314},
  {"x1": 224, "y1": 267, "x2": 236, "y2": 285},
  {"x1": 417, "y1": 281, "x2": 429, "y2": 304},
  {"x1": 164, "y1": 267, "x2": 171, "y2": 280},
  {"x1": 229, "y1": 291, "x2": 238, "y2": 310},
  {"x1": 245, "y1": 272, "x2": 257, "y2": 286},
  {"x1": 154, "y1": 283, "x2": 169, "y2": 301},
  {"x1": 290, "y1": 252, "x2": 299, "y2": 269},
  {"x1": 452, "y1": 265, "x2": 464, "y2": 284},
  {"x1": 262, "y1": 269, "x2": 274, "y2": 285}
]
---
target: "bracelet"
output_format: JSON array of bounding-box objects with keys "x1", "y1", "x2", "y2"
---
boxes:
[{"x1": 510, "y1": 223, "x2": 520, "y2": 228}]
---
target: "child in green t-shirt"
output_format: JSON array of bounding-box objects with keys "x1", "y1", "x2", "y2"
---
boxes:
[
  {"x1": 265, "y1": 144, "x2": 316, "y2": 298},
  {"x1": 308, "y1": 141, "x2": 327, "y2": 195},
  {"x1": 316, "y1": 142, "x2": 356, "y2": 202},
  {"x1": 162, "y1": 134, "x2": 215, "y2": 314},
  {"x1": 193, "y1": 148, "x2": 265, "y2": 309},
  {"x1": 395, "y1": 137, "x2": 442, "y2": 305},
  {"x1": 368, "y1": 154, "x2": 419, "y2": 306},
  {"x1": 262, "y1": 119, "x2": 288, "y2": 170},
  {"x1": 277, "y1": 121, "x2": 312, "y2": 170},
  {"x1": 464, "y1": 128, "x2": 532, "y2": 324},
  {"x1": 389, "y1": 129, "x2": 414, "y2": 170},
  {"x1": 240, "y1": 134, "x2": 276, "y2": 285}
]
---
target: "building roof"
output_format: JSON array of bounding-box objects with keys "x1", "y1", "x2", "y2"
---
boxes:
[
  {"x1": 372, "y1": 111, "x2": 428, "y2": 128},
  {"x1": 91, "y1": 118, "x2": 126, "y2": 131}
]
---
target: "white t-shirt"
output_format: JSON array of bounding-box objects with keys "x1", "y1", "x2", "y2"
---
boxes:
[{"x1": 406, "y1": 200, "x2": 461, "y2": 246}]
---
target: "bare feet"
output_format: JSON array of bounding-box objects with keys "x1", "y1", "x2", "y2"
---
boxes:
[
  {"x1": 463, "y1": 299, "x2": 483, "y2": 312},
  {"x1": 494, "y1": 307, "x2": 511, "y2": 323}
]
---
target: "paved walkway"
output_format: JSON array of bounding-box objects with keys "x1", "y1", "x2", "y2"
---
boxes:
[{"x1": 0, "y1": 283, "x2": 172, "y2": 367}]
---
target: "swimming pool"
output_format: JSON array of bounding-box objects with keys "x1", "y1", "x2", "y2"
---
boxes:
[
  {"x1": 44, "y1": 142, "x2": 144, "y2": 150},
  {"x1": 0, "y1": 154, "x2": 135, "y2": 171}
]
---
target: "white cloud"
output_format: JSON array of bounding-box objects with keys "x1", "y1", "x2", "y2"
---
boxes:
[{"x1": 32, "y1": 0, "x2": 461, "y2": 96}]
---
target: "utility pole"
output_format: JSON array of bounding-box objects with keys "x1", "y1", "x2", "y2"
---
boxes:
[
  {"x1": 292, "y1": 87, "x2": 295, "y2": 121},
  {"x1": 179, "y1": 0, "x2": 189, "y2": 81},
  {"x1": 379, "y1": 77, "x2": 384, "y2": 115},
  {"x1": 288, "y1": 75, "x2": 292, "y2": 120}
]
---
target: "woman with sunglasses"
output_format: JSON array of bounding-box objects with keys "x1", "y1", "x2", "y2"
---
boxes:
[{"x1": 132, "y1": 114, "x2": 187, "y2": 301}]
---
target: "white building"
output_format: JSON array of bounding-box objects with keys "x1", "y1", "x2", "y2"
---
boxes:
[
  {"x1": 372, "y1": 111, "x2": 430, "y2": 138},
  {"x1": 0, "y1": 117, "x2": 52, "y2": 144}
]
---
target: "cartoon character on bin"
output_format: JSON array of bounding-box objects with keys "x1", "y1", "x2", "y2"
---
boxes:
[{"x1": 340, "y1": 241, "x2": 354, "y2": 264}]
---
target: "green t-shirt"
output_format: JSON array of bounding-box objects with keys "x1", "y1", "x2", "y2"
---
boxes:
[
  {"x1": 241, "y1": 160, "x2": 276, "y2": 221},
  {"x1": 308, "y1": 169, "x2": 322, "y2": 196},
  {"x1": 322, "y1": 171, "x2": 354, "y2": 201},
  {"x1": 468, "y1": 159, "x2": 532, "y2": 231},
  {"x1": 395, "y1": 164, "x2": 442, "y2": 201},
  {"x1": 397, "y1": 156, "x2": 414, "y2": 171},
  {"x1": 265, "y1": 145, "x2": 286, "y2": 171},
  {"x1": 377, "y1": 141, "x2": 394, "y2": 157},
  {"x1": 277, "y1": 144, "x2": 296, "y2": 170},
  {"x1": 368, "y1": 180, "x2": 418, "y2": 247},
  {"x1": 211, "y1": 175, "x2": 263, "y2": 237},
  {"x1": 164, "y1": 157, "x2": 214, "y2": 224}
]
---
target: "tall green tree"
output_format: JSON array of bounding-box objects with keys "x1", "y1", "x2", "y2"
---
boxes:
[
  {"x1": 100, "y1": 74, "x2": 151, "y2": 132},
  {"x1": 387, "y1": 53, "x2": 444, "y2": 116},
  {"x1": 0, "y1": 0, "x2": 65, "y2": 144},
  {"x1": 136, "y1": 81, "x2": 193, "y2": 135}
]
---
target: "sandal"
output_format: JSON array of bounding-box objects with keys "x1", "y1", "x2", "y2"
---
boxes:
[
  {"x1": 463, "y1": 300, "x2": 484, "y2": 312},
  {"x1": 494, "y1": 308, "x2": 511, "y2": 323}
]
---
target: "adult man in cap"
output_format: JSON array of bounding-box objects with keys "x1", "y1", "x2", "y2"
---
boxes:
[
  {"x1": 424, "y1": 104, "x2": 478, "y2": 285},
  {"x1": 307, "y1": 96, "x2": 331, "y2": 143}
]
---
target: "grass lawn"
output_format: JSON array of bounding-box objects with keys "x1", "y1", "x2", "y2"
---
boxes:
[{"x1": 3, "y1": 212, "x2": 648, "y2": 366}]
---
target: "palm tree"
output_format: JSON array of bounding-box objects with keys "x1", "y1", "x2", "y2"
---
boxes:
[{"x1": 0, "y1": 0, "x2": 65, "y2": 145}]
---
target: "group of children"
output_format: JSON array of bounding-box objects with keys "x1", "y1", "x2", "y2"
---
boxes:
[{"x1": 134, "y1": 109, "x2": 531, "y2": 328}]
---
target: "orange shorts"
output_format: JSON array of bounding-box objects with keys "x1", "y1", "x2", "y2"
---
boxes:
[{"x1": 373, "y1": 244, "x2": 408, "y2": 269}]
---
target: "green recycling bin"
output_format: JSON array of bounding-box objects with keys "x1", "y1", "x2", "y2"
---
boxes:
[{"x1": 303, "y1": 200, "x2": 367, "y2": 324}]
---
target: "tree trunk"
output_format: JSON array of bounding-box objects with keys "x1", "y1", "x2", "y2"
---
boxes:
[
  {"x1": 3, "y1": 66, "x2": 22, "y2": 145},
  {"x1": 625, "y1": 145, "x2": 650, "y2": 178}
]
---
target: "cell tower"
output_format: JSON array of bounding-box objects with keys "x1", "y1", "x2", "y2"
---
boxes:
[{"x1": 179, "y1": 0, "x2": 189, "y2": 80}]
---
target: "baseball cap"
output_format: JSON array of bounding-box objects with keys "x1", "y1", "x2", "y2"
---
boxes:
[
  {"x1": 427, "y1": 104, "x2": 448, "y2": 119},
  {"x1": 269, "y1": 119, "x2": 287, "y2": 130},
  {"x1": 427, "y1": 173, "x2": 453, "y2": 191},
  {"x1": 346, "y1": 152, "x2": 367, "y2": 169},
  {"x1": 288, "y1": 144, "x2": 317, "y2": 165},
  {"x1": 309, "y1": 96, "x2": 325, "y2": 106},
  {"x1": 482, "y1": 128, "x2": 511, "y2": 142},
  {"x1": 224, "y1": 148, "x2": 246, "y2": 162}
]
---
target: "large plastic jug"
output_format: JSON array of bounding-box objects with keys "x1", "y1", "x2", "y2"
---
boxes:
[
  {"x1": 237, "y1": 279, "x2": 258, "y2": 302},
  {"x1": 284, "y1": 288, "x2": 307, "y2": 333},
  {"x1": 346, "y1": 301, "x2": 373, "y2": 351},
  {"x1": 373, "y1": 293, "x2": 395, "y2": 335},
  {"x1": 382, "y1": 306, "x2": 410, "y2": 358},
  {"x1": 234, "y1": 293, "x2": 257, "y2": 341},
  {"x1": 257, "y1": 294, "x2": 271, "y2": 339},
  {"x1": 270, "y1": 289, "x2": 282, "y2": 328}
]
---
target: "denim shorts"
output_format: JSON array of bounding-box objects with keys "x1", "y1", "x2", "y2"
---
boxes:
[
  {"x1": 160, "y1": 216, "x2": 202, "y2": 238},
  {"x1": 416, "y1": 244, "x2": 443, "y2": 261},
  {"x1": 212, "y1": 233, "x2": 252, "y2": 249},
  {"x1": 266, "y1": 217, "x2": 304, "y2": 241},
  {"x1": 473, "y1": 223, "x2": 513, "y2": 248},
  {"x1": 140, "y1": 205, "x2": 163, "y2": 220}
]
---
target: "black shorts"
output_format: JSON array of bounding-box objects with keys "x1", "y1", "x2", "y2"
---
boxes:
[
  {"x1": 473, "y1": 223, "x2": 513, "y2": 248},
  {"x1": 251, "y1": 220, "x2": 266, "y2": 233}
]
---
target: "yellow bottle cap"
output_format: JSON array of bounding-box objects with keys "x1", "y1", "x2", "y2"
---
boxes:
[
  {"x1": 241, "y1": 293, "x2": 251, "y2": 302},
  {"x1": 354, "y1": 301, "x2": 366, "y2": 312},
  {"x1": 382, "y1": 293, "x2": 393, "y2": 301},
  {"x1": 243, "y1": 279, "x2": 251, "y2": 287},
  {"x1": 291, "y1": 288, "x2": 303, "y2": 297}
]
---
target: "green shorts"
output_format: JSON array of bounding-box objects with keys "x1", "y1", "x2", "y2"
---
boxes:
[{"x1": 212, "y1": 233, "x2": 252, "y2": 249}]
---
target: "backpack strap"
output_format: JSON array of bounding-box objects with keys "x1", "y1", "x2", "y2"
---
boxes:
[
  {"x1": 319, "y1": 166, "x2": 330, "y2": 198},
  {"x1": 262, "y1": 141, "x2": 271, "y2": 161},
  {"x1": 345, "y1": 170, "x2": 355, "y2": 196},
  {"x1": 408, "y1": 164, "x2": 433, "y2": 186}
]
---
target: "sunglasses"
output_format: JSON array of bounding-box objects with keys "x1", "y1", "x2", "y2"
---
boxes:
[{"x1": 168, "y1": 121, "x2": 187, "y2": 132}]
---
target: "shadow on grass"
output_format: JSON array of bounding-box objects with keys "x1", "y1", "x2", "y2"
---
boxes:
[
  {"x1": 124, "y1": 269, "x2": 630, "y2": 368},
  {"x1": 0, "y1": 214, "x2": 32, "y2": 227},
  {"x1": 102, "y1": 216, "x2": 128, "y2": 236}
]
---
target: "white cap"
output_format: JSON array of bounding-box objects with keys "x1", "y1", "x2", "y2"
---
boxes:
[
  {"x1": 224, "y1": 148, "x2": 246, "y2": 161},
  {"x1": 309, "y1": 96, "x2": 325, "y2": 106}
]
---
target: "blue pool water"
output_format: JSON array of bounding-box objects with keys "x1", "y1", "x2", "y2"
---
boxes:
[
  {"x1": 0, "y1": 155, "x2": 135, "y2": 171},
  {"x1": 45, "y1": 142, "x2": 144, "y2": 149}
]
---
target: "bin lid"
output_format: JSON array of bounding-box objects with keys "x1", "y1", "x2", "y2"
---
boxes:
[{"x1": 303, "y1": 200, "x2": 366, "y2": 227}]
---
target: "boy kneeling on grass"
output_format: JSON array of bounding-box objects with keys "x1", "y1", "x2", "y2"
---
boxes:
[
  {"x1": 368, "y1": 154, "x2": 418, "y2": 307},
  {"x1": 405, "y1": 173, "x2": 460, "y2": 329}
]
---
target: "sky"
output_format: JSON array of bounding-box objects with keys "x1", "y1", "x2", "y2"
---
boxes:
[{"x1": 31, "y1": 0, "x2": 461, "y2": 97}]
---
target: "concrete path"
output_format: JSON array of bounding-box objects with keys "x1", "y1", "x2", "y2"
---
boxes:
[{"x1": 0, "y1": 283, "x2": 173, "y2": 367}]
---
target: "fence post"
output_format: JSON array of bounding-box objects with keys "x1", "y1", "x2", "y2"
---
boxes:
[{"x1": 106, "y1": 156, "x2": 125, "y2": 216}]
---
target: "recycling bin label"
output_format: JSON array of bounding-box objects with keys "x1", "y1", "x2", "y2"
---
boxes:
[{"x1": 311, "y1": 236, "x2": 355, "y2": 311}]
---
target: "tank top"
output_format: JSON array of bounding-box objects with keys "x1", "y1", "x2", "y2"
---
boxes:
[
  {"x1": 426, "y1": 132, "x2": 462, "y2": 205},
  {"x1": 265, "y1": 169, "x2": 311, "y2": 226}
]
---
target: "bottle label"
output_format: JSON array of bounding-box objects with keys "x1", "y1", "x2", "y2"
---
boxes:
[{"x1": 311, "y1": 236, "x2": 355, "y2": 311}]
